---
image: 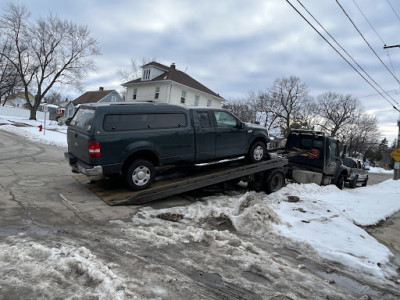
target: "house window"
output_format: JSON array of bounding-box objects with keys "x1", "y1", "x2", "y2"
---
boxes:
[
  {"x1": 181, "y1": 91, "x2": 186, "y2": 104},
  {"x1": 133, "y1": 88, "x2": 137, "y2": 100},
  {"x1": 207, "y1": 99, "x2": 212, "y2": 107},
  {"x1": 111, "y1": 96, "x2": 116, "y2": 102},
  {"x1": 143, "y1": 69, "x2": 151, "y2": 80},
  {"x1": 155, "y1": 87, "x2": 160, "y2": 99},
  {"x1": 194, "y1": 95, "x2": 199, "y2": 106}
]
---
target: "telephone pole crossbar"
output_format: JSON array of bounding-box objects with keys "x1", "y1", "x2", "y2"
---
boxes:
[{"x1": 384, "y1": 44, "x2": 400, "y2": 49}]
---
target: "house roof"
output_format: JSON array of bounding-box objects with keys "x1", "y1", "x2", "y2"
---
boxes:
[
  {"x1": 72, "y1": 90, "x2": 115, "y2": 105},
  {"x1": 123, "y1": 61, "x2": 224, "y2": 99},
  {"x1": 9, "y1": 92, "x2": 35, "y2": 100}
]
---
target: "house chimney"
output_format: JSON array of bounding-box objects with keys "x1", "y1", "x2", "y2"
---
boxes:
[
  {"x1": 99, "y1": 87, "x2": 104, "y2": 91},
  {"x1": 170, "y1": 63, "x2": 176, "y2": 70}
]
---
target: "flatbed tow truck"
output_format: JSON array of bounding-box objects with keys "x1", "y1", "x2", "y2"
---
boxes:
[{"x1": 73, "y1": 157, "x2": 288, "y2": 206}]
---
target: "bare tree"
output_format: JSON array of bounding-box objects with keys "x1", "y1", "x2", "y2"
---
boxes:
[
  {"x1": 43, "y1": 90, "x2": 63, "y2": 104},
  {"x1": 118, "y1": 57, "x2": 156, "y2": 83},
  {"x1": 342, "y1": 112, "x2": 380, "y2": 156},
  {"x1": 268, "y1": 76, "x2": 312, "y2": 137},
  {"x1": 313, "y1": 92, "x2": 359, "y2": 137},
  {"x1": 0, "y1": 4, "x2": 100, "y2": 119},
  {"x1": 0, "y1": 35, "x2": 21, "y2": 105},
  {"x1": 222, "y1": 96, "x2": 254, "y2": 123}
]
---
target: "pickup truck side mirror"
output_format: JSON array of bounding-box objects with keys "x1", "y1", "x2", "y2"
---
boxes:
[
  {"x1": 238, "y1": 122, "x2": 245, "y2": 129},
  {"x1": 341, "y1": 144, "x2": 348, "y2": 159},
  {"x1": 65, "y1": 117, "x2": 72, "y2": 126}
]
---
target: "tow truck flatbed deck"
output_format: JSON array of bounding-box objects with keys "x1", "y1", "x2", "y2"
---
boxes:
[{"x1": 73, "y1": 158, "x2": 288, "y2": 206}]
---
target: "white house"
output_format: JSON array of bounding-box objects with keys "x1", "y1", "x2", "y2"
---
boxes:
[{"x1": 122, "y1": 62, "x2": 224, "y2": 107}]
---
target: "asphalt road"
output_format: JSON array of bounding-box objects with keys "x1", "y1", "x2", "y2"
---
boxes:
[{"x1": 0, "y1": 129, "x2": 399, "y2": 299}]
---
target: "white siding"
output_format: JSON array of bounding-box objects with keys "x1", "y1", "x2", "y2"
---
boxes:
[
  {"x1": 126, "y1": 83, "x2": 169, "y2": 103},
  {"x1": 125, "y1": 82, "x2": 223, "y2": 107}
]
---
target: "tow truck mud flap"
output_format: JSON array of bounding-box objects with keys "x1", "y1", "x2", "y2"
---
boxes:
[
  {"x1": 292, "y1": 169, "x2": 323, "y2": 185},
  {"x1": 72, "y1": 158, "x2": 288, "y2": 206}
]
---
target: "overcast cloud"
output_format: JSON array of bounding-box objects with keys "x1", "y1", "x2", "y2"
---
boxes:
[{"x1": 2, "y1": 0, "x2": 400, "y2": 142}]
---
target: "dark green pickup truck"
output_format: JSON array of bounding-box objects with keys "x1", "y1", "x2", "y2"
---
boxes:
[{"x1": 65, "y1": 102, "x2": 270, "y2": 190}]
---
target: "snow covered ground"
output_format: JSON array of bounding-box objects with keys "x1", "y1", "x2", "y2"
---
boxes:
[
  {"x1": 1, "y1": 105, "x2": 400, "y2": 298},
  {"x1": 0, "y1": 105, "x2": 67, "y2": 147}
]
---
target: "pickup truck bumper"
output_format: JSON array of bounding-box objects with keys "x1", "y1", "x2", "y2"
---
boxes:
[{"x1": 64, "y1": 152, "x2": 103, "y2": 176}]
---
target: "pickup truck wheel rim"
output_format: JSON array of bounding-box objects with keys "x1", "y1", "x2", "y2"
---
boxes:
[
  {"x1": 253, "y1": 146, "x2": 264, "y2": 161},
  {"x1": 132, "y1": 166, "x2": 151, "y2": 186}
]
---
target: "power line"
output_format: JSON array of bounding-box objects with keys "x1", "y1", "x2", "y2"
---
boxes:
[
  {"x1": 358, "y1": 88, "x2": 400, "y2": 98},
  {"x1": 353, "y1": 0, "x2": 384, "y2": 44},
  {"x1": 296, "y1": 0, "x2": 399, "y2": 106},
  {"x1": 285, "y1": 0, "x2": 400, "y2": 112},
  {"x1": 353, "y1": 0, "x2": 399, "y2": 89},
  {"x1": 386, "y1": 0, "x2": 400, "y2": 23},
  {"x1": 336, "y1": 0, "x2": 400, "y2": 94}
]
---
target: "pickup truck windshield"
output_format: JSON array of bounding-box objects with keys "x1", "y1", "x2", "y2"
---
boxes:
[{"x1": 70, "y1": 108, "x2": 95, "y2": 131}]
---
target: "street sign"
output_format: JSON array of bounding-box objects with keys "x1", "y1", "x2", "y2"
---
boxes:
[
  {"x1": 395, "y1": 162, "x2": 400, "y2": 170},
  {"x1": 391, "y1": 147, "x2": 400, "y2": 162}
]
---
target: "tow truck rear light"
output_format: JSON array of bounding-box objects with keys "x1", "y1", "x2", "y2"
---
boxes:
[{"x1": 88, "y1": 141, "x2": 101, "y2": 158}]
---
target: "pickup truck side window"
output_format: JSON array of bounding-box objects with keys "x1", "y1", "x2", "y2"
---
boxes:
[
  {"x1": 103, "y1": 113, "x2": 187, "y2": 131},
  {"x1": 213, "y1": 111, "x2": 237, "y2": 128},
  {"x1": 196, "y1": 111, "x2": 212, "y2": 128},
  {"x1": 70, "y1": 108, "x2": 95, "y2": 131}
]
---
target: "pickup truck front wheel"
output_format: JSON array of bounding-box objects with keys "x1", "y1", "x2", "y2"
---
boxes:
[
  {"x1": 248, "y1": 141, "x2": 266, "y2": 163},
  {"x1": 126, "y1": 159, "x2": 155, "y2": 190}
]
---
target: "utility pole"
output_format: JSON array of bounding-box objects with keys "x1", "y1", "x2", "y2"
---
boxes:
[
  {"x1": 382, "y1": 45, "x2": 400, "y2": 179},
  {"x1": 394, "y1": 115, "x2": 400, "y2": 180}
]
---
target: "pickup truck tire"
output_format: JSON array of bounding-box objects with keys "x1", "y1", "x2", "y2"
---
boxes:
[
  {"x1": 265, "y1": 170, "x2": 285, "y2": 194},
  {"x1": 362, "y1": 175, "x2": 368, "y2": 187},
  {"x1": 126, "y1": 159, "x2": 155, "y2": 190},
  {"x1": 350, "y1": 175, "x2": 358, "y2": 188},
  {"x1": 248, "y1": 141, "x2": 266, "y2": 163}
]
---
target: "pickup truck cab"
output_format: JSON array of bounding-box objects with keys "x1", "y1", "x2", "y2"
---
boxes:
[
  {"x1": 65, "y1": 102, "x2": 270, "y2": 190},
  {"x1": 343, "y1": 157, "x2": 369, "y2": 188}
]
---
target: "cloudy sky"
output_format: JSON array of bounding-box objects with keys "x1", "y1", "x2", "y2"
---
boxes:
[{"x1": 2, "y1": 0, "x2": 400, "y2": 142}]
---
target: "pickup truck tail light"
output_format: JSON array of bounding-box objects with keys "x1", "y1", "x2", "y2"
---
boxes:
[{"x1": 88, "y1": 141, "x2": 101, "y2": 158}]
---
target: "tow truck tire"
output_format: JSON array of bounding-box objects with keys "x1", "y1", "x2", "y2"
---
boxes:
[
  {"x1": 248, "y1": 141, "x2": 266, "y2": 163},
  {"x1": 336, "y1": 176, "x2": 344, "y2": 190},
  {"x1": 265, "y1": 170, "x2": 285, "y2": 194},
  {"x1": 126, "y1": 159, "x2": 155, "y2": 190}
]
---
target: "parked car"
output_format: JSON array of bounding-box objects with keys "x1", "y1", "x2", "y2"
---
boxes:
[
  {"x1": 342, "y1": 157, "x2": 368, "y2": 188},
  {"x1": 64, "y1": 102, "x2": 271, "y2": 190}
]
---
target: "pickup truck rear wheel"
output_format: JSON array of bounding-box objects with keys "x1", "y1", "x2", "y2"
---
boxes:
[
  {"x1": 248, "y1": 141, "x2": 266, "y2": 163},
  {"x1": 126, "y1": 159, "x2": 155, "y2": 190}
]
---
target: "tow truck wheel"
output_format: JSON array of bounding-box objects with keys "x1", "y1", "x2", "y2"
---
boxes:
[
  {"x1": 248, "y1": 141, "x2": 266, "y2": 163},
  {"x1": 126, "y1": 159, "x2": 155, "y2": 190},
  {"x1": 265, "y1": 170, "x2": 285, "y2": 194},
  {"x1": 336, "y1": 176, "x2": 344, "y2": 190}
]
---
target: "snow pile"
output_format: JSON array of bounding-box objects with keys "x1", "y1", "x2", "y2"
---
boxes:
[
  {"x1": 0, "y1": 237, "x2": 134, "y2": 299},
  {"x1": 265, "y1": 183, "x2": 399, "y2": 279},
  {"x1": 125, "y1": 180, "x2": 400, "y2": 282},
  {"x1": 369, "y1": 166, "x2": 394, "y2": 174}
]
